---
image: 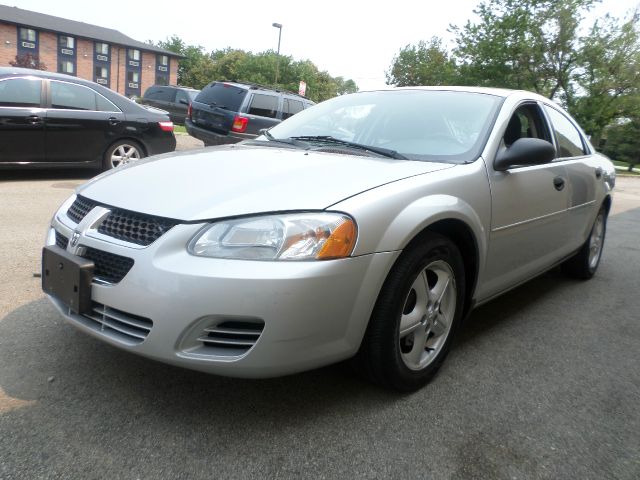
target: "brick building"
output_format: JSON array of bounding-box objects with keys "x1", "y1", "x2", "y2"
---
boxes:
[{"x1": 0, "y1": 4, "x2": 180, "y2": 97}]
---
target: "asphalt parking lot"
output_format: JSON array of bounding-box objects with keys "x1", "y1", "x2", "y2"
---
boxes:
[{"x1": 1, "y1": 139, "x2": 639, "y2": 479}]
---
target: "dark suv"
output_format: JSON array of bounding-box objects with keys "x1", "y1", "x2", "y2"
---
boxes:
[
  {"x1": 186, "y1": 81, "x2": 314, "y2": 146},
  {"x1": 141, "y1": 85, "x2": 200, "y2": 124}
]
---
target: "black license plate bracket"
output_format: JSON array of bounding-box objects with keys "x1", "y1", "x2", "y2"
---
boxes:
[{"x1": 42, "y1": 245, "x2": 94, "y2": 315}]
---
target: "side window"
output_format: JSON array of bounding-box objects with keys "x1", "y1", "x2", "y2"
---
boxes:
[
  {"x1": 544, "y1": 106, "x2": 586, "y2": 157},
  {"x1": 95, "y1": 94, "x2": 120, "y2": 112},
  {"x1": 282, "y1": 98, "x2": 304, "y2": 120},
  {"x1": 0, "y1": 78, "x2": 41, "y2": 107},
  {"x1": 503, "y1": 103, "x2": 551, "y2": 147},
  {"x1": 175, "y1": 90, "x2": 190, "y2": 105},
  {"x1": 144, "y1": 87, "x2": 172, "y2": 101},
  {"x1": 51, "y1": 81, "x2": 97, "y2": 110},
  {"x1": 247, "y1": 94, "x2": 278, "y2": 118}
]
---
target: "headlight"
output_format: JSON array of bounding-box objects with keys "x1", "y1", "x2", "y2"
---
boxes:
[{"x1": 188, "y1": 213, "x2": 357, "y2": 261}]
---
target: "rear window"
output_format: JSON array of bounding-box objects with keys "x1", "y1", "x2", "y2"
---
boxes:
[
  {"x1": 195, "y1": 83, "x2": 247, "y2": 111},
  {"x1": 144, "y1": 87, "x2": 174, "y2": 101}
]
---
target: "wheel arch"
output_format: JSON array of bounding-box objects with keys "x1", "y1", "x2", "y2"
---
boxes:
[
  {"x1": 415, "y1": 219, "x2": 479, "y2": 319},
  {"x1": 103, "y1": 137, "x2": 148, "y2": 158}
]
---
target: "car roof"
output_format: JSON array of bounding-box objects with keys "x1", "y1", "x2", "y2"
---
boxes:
[
  {"x1": 211, "y1": 80, "x2": 312, "y2": 101},
  {"x1": 0, "y1": 66, "x2": 98, "y2": 85},
  {"x1": 364, "y1": 85, "x2": 550, "y2": 102},
  {"x1": 0, "y1": 66, "x2": 168, "y2": 117}
]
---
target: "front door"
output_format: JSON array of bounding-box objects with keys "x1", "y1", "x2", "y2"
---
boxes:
[
  {"x1": 480, "y1": 102, "x2": 570, "y2": 299},
  {"x1": 45, "y1": 80, "x2": 124, "y2": 164}
]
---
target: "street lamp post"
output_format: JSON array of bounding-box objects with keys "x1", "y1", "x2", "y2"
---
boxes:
[{"x1": 272, "y1": 22, "x2": 282, "y2": 86}]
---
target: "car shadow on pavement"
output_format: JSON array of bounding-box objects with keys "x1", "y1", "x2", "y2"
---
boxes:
[{"x1": 0, "y1": 267, "x2": 565, "y2": 416}]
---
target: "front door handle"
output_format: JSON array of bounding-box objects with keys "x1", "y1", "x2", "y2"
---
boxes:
[
  {"x1": 553, "y1": 176, "x2": 565, "y2": 191},
  {"x1": 108, "y1": 117, "x2": 121, "y2": 126}
]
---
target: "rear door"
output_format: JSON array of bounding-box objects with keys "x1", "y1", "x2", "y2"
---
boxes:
[
  {"x1": 143, "y1": 86, "x2": 176, "y2": 118},
  {"x1": 0, "y1": 77, "x2": 45, "y2": 163},
  {"x1": 244, "y1": 92, "x2": 281, "y2": 134},
  {"x1": 172, "y1": 89, "x2": 191, "y2": 124},
  {"x1": 45, "y1": 80, "x2": 124, "y2": 164},
  {"x1": 282, "y1": 98, "x2": 304, "y2": 120},
  {"x1": 543, "y1": 105, "x2": 600, "y2": 250}
]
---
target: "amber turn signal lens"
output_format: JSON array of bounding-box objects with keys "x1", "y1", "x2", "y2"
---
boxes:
[{"x1": 316, "y1": 218, "x2": 357, "y2": 260}]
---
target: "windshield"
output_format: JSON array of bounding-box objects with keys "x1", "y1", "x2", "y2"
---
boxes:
[{"x1": 267, "y1": 90, "x2": 503, "y2": 163}]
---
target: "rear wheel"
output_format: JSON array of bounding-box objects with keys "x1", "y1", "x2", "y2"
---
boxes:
[
  {"x1": 103, "y1": 140, "x2": 144, "y2": 170},
  {"x1": 356, "y1": 233, "x2": 465, "y2": 391},
  {"x1": 562, "y1": 206, "x2": 607, "y2": 279}
]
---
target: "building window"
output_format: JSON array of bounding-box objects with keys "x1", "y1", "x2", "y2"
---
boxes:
[
  {"x1": 128, "y1": 49, "x2": 140, "y2": 61},
  {"x1": 159, "y1": 55, "x2": 168, "y2": 66},
  {"x1": 59, "y1": 61, "x2": 74, "y2": 74},
  {"x1": 127, "y1": 71, "x2": 139, "y2": 82},
  {"x1": 59, "y1": 36, "x2": 75, "y2": 49},
  {"x1": 95, "y1": 43, "x2": 109, "y2": 55},
  {"x1": 19, "y1": 28, "x2": 36, "y2": 42},
  {"x1": 95, "y1": 66, "x2": 108, "y2": 78}
]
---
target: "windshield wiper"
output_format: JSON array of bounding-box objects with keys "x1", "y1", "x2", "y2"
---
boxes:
[
  {"x1": 262, "y1": 130, "x2": 310, "y2": 148},
  {"x1": 208, "y1": 102, "x2": 228, "y2": 110},
  {"x1": 289, "y1": 136, "x2": 408, "y2": 160}
]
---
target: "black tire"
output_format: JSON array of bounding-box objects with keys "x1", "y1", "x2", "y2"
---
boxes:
[
  {"x1": 355, "y1": 233, "x2": 466, "y2": 392},
  {"x1": 562, "y1": 206, "x2": 608, "y2": 280},
  {"x1": 103, "y1": 140, "x2": 144, "y2": 170}
]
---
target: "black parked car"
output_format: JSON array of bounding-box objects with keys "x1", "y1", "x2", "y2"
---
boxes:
[
  {"x1": 186, "y1": 81, "x2": 314, "y2": 146},
  {"x1": 140, "y1": 85, "x2": 200, "y2": 124},
  {"x1": 0, "y1": 67, "x2": 176, "y2": 170}
]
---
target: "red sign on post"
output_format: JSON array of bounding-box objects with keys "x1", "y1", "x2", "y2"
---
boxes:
[{"x1": 298, "y1": 81, "x2": 307, "y2": 96}]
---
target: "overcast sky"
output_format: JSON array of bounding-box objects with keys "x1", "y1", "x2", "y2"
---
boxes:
[{"x1": 7, "y1": 0, "x2": 640, "y2": 90}]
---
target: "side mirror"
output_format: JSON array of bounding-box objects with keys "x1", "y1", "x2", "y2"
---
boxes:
[{"x1": 494, "y1": 138, "x2": 556, "y2": 171}]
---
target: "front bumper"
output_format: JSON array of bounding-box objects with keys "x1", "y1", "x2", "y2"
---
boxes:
[{"x1": 46, "y1": 198, "x2": 398, "y2": 378}]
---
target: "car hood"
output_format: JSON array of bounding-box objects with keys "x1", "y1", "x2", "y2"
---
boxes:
[{"x1": 78, "y1": 145, "x2": 454, "y2": 221}]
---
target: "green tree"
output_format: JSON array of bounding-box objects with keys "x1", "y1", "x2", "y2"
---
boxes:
[
  {"x1": 570, "y1": 12, "x2": 640, "y2": 144},
  {"x1": 151, "y1": 36, "x2": 217, "y2": 88},
  {"x1": 603, "y1": 118, "x2": 640, "y2": 171},
  {"x1": 450, "y1": 0, "x2": 597, "y2": 98},
  {"x1": 150, "y1": 37, "x2": 357, "y2": 102},
  {"x1": 386, "y1": 37, "x2": 457, "y2": 86}
]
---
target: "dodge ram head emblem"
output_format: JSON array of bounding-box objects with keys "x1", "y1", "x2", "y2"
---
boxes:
[{"x1": 69, "y1": 231, "x2": 80, "y2": 248}]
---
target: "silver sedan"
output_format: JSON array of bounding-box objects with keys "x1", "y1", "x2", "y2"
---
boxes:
[{"x1": 42, "y1": 87, "x2": 614, "y2": 391}]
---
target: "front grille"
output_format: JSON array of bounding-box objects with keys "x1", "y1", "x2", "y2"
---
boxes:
[
  {"x1": 55, "y1": 231, "x2": 68, "y2": 249},
  {"x1": 66, "y1": 196, "x2": 177, "y2": 246},
  {"x1": 197, "y1": 321, "x2": 264, "y2": 355},
  {"x1": 81, "y1": 302, "x2": 152, "y2": 345},
  {"x1": 82, "y1": 247, "x2": 134, "y2": 284},
  {"x1": 67, "y1": 196, "x2": 97, "y2": 224},
  {"x1": 98, "y1": 210, "x2": 176, "y2": 246}
]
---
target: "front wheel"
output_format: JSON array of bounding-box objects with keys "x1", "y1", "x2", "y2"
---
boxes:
[
  {"x1": 355, "y1": 233, "x2": 466, "y2": 391},
  {"x1": 562, "y1": 206, "x2": 608, "y2": 279},
  {"x1": 103, "y1": 140, "x2": 144, "y2": 170}
]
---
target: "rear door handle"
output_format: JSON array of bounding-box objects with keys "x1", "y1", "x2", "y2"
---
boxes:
[
  {"x1": 553, "y1": 176, "x2": 565, "y2": 191},
  {"x1": 108, "y1": 117, "x2": 121, "y2": 126},
  {"x1": 27, "y1": 115, "x2": 43, "y2": 125}
]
